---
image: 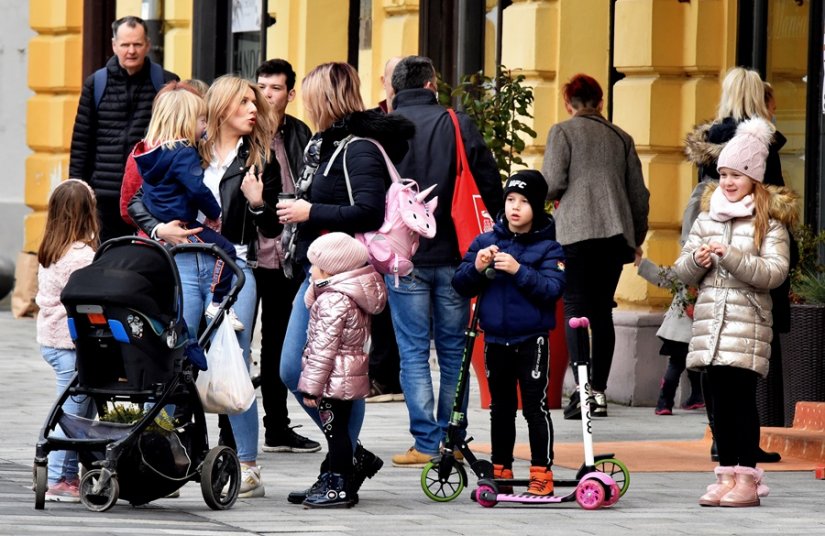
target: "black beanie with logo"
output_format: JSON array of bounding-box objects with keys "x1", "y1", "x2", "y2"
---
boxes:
[{"x1": 503, "y1": 170, "x2": 549, "y2": 220}]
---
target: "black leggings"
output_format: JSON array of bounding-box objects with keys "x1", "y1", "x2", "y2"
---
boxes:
[
  {"x1": 485, "y1": 337, "x2": 554, "y2": 468},
  {"x1": 318, "y1": 398, "x2": 354, "y2": 474},
  {"x1": 562, "y1": 236, "x2": 627, "y2": 392},
  {"x1": 706, "y1": 366, "x2": 760, "y2": 468}
]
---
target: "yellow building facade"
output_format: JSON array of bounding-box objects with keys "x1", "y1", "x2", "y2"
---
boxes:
[{"x1": 23, "y1": 0, "x2": 812, "y2": 311}]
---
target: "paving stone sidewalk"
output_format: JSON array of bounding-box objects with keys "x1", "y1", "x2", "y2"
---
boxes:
[{"x1": 0, "y1": 308, "x2": 823, "y2": 535}]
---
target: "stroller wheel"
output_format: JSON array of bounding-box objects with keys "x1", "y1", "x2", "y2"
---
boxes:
[
  {"x1": 34, "y1": 464, "x2": 47, "y2": 510},
  {"x1": 420, "y1": 459, "x2": 467, "y2": 502},
  {"x1": 79, "y1": 469, "x2": 120, "y2": 512},
  {"x1": 594, "y1": 457, "x2": 630, "y2": 497},
  {"x1": 201, "y1": 446, "x2": 240, "y2": 510}
]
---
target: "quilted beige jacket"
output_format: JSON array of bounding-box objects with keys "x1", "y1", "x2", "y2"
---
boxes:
[
  {"x1": 674, "y1": 184, "x2": 797, "y2": 377},
  {"x1": 298, "y1": 265, "x2": 386, "y2": 400}
]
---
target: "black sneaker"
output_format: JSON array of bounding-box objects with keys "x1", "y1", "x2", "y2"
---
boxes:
[
  {"x1": 263, "y1": 425, "x2": 322, "y2": 453},
  {"x1": 563, "y1": 391, "x2": 582, "y2": 420},
  {"x1": 365, "y1": 380, "x2": 404, "y2": 403}
]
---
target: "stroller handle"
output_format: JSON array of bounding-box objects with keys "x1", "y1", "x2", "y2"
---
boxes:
[
  {"x1": 169, "y1": 242, "x2": 246, "y2": 348},
  {"x1": 170, "y1": 242, "x2": 246, "y2": 292}
]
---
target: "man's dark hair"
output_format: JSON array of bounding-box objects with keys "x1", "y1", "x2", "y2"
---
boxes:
[
  {"x1": 255, "y1": 59, "x2": 297, "y2": 91},
  {"x1": 391, "y1": 56, "x2": 436, "y2": 93},
  {"x1": 111, "y1": 16, "x2": 148, "y2": 40}
]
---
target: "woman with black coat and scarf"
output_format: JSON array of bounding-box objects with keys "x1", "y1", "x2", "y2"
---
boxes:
[{"x1": 275, "y1": 62, "x2": 415, "y2": 508}]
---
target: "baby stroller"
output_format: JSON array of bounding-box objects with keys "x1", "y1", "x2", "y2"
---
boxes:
[{"x1": 33, "y1": 236, "x2": 244, "y2": 512}]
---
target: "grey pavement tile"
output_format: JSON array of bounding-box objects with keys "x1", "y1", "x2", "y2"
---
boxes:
[{"x1": 2, "y1": 309, "x2": 825, "y2": 535}]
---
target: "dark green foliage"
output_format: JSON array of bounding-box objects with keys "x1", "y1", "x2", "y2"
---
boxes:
[{"x1": 438, "y1": 67, "x2": 537, "y2": 181}]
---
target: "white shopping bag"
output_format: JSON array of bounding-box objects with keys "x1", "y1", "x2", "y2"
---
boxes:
[{"x1": 195, "y1": 315, "x2": 256, "y2": 415}]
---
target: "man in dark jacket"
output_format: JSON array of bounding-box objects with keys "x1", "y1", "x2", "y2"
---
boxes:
[
  {"x1": 69, "y1": 15, "x2": 178, "y2": 242},
  {"x1": 388, "y1": 55, "x2": 503, "y2": 466},
  {"x1": 252, "y1": 59, "x2": 319, "y2": 454}
]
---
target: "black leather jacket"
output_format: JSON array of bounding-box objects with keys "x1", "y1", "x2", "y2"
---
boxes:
[
  {"x1": 282, "y1": 114, "x2": 312, "y2": 180},
  {"x1": 128, "y1": 139, "x2": 281, "y2": 262}
]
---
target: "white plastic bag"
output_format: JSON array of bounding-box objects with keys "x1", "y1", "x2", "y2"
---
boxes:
[{"x1": 195, "y1": 316, "x2": 256, "y2": 415}]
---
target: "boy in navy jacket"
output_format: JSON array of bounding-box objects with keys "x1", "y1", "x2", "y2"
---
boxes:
[{"x1": 452, "y1": 170, "x2": 565, "y2": 496}]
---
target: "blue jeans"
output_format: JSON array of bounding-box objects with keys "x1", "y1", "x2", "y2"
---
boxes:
[
  {"x1": 385, "y1": 266, "x2": 469, "y2": 455},
  {"x1": 175, "y1": 252, "x2": 259, "y2": 462},
  {"x1": 279, "y1": 265, "x2": 364, "y2": 449},
  {"x1": 41, "y1": 346, "x2": 95, "y2": 485}
]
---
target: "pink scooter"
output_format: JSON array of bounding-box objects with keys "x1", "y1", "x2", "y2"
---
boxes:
[{"x1": 471, "y1": 317, "x2": 624, "y2": 509}]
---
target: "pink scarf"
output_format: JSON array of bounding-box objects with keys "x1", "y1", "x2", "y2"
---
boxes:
[{"x1": 709, "y1": 187, "x2": 754, "y2": 222}]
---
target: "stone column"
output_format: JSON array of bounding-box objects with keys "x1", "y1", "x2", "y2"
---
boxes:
[
  {"x1": 164, "y1": 0, "x2": 193, "y2": 79},
  {"x1": 267, "y1": 0, "x2": 349, "y2": 125},
  {"x1": 25, "y1": 0, "x2": 83, "y2": 252},
  {"x1": 502, "y1": 0, "x2": 610, "y2": 171}
]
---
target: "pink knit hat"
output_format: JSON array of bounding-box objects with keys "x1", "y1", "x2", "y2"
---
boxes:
[
  {"x1": 307, "y1": 232, "x2": 369, "y2": 275},
  {"x1": 716, "y1": 117, "x2": 774, "y2": 183}
]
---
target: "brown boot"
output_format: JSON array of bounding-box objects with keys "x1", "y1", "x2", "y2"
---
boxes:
[
  {"x1": 698, "y1": 466, "x2": 735, "y2": 506},
  {"x1": 493, "y1": 464, "x2": 514, "y2": 494},
  {"x1": 719, "y1": 466, "x2": 761, "y2": 507},
  {"x1": 525, "y1": 466, "x2": 554, "y2": 496}
]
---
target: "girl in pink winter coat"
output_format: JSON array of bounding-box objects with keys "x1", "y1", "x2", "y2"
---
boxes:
[
  {"x1": 35, "y1": 179, "x2": 100, "y2": 502},
  {"x1": 298, "y1": 232, "x2": 386, "y2": 508}
]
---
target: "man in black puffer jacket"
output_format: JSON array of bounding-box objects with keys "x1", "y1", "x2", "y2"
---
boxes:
[
  {"x1": 69, "y1": 15, "x2": 178, "y2": 242},
  {"x1": 387, "y1": 56, "x2": 503, "y2": 467}
]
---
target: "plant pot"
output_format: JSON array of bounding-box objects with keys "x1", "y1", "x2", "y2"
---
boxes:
[{"x1": 780, "y1": 303, "x2": 825, "y2": 425}]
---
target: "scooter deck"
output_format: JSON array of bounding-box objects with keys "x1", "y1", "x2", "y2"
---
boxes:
[{"x1": 483, "y1": 491, "x2": 576, "y2": 504}]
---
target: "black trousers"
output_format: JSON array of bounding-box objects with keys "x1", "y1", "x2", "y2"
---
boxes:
[
  {"x1": 254, "y1": 266, "x2": 304, "y2": 441},
  {"x1": 96, "y1": 196, "x2": 135, "y2": 243},
  {"x1": 706, "y1": 366, "x2": 760, "y2": 468},
  {"x1": 368, "y1": 304, "x2": 402, "y2": 392},
  {"x1": 562, "y1": 236, "x2": 626, "y2": 392},
  {"x1": 658, "y1": 341, "x2": 702, "y2": 408},
  {"x1": 485, "y1": 336, "x2": 554, "y2": 469},
  {"x1": 318, "y1": 398, "x2": 354, "y2": 474}
]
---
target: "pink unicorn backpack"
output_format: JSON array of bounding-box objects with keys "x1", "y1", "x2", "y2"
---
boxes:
[{"x1": 327, "y1": 136, "x2": 438, "y2": 285}]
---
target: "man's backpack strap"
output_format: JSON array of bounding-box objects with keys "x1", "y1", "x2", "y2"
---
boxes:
[
  {"x1": 93, "y1": 61, "x2": 166, "y2": 110},
  {"x1": 93, "y1": 68, "x2": 108, "y2": 110}
]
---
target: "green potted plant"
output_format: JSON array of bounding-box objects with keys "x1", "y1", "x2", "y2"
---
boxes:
[
  {"x1": 781, "y1": 224, "x2": 825, "y2": 425},
  {"x1": 438, "y1": 66, "x2": 537, "y2": 181}
]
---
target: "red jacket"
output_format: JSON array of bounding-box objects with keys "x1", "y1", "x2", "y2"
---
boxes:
[{"x1": 120, "y1": 140, "x2": 150, "y2": 228}]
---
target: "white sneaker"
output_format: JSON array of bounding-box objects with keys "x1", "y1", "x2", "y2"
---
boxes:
[
  {"x1": 205, "y1": 303, "x2": 245, "y2": 331},
  {"x1": 238, "y1": 465, "x2": 265, "y2": 498}
]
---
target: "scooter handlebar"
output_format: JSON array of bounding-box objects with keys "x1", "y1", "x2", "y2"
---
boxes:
[{"x1": 568, "y1": 317, "x2": 590, "y2": 329}]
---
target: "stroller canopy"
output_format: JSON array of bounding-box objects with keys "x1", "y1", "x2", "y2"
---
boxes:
[{"x1": 62, "y1": 240, "x2": 178, "y2": 323}]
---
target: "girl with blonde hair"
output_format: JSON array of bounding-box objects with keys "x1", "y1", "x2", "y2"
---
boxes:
[
  {"x1": 683, "y1": 68, "x2": 791, "y2": 464},
  {"x1": 128, "y1": 74, "x2": 281, "y2": 498},
  {"x1": 36, "y1": 179, "x2": 99, "y2": 501},
  {"x1": 134, "y1": 83, "x2": 245, "y2": 331},
  {"x1": 676, "y1": 118, "x2": 797, "y2": 507}
]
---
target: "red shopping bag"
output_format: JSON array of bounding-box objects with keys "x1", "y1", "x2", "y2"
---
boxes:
[{"x1": 448, "y1": 109, "x2": 494, "y2": 258}]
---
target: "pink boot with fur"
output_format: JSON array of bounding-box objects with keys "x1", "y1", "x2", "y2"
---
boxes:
[
  {"x1": 719, "y1": 466, "x2": 762, "y2": 507},
  {"x1": 698, "y1": 466, "x2": 735, "y2": 507}
]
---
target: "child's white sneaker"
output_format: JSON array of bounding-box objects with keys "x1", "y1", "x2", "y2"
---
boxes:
[{"x1": 205, "y1": 303, "x2": 245, "y2": 331}]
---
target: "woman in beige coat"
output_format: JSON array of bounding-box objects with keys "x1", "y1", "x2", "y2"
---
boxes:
[{"x1": 675, "y1": 118, "x2": 797, "y2": 508}]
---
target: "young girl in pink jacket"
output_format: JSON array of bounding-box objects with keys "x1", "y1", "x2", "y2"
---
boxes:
[
  {"x1": 298, "y1": 232, "x2": 386, "y2": 508},
  {"x1": 35, "y1": 179, "x2": 99, "y2": 502}
]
